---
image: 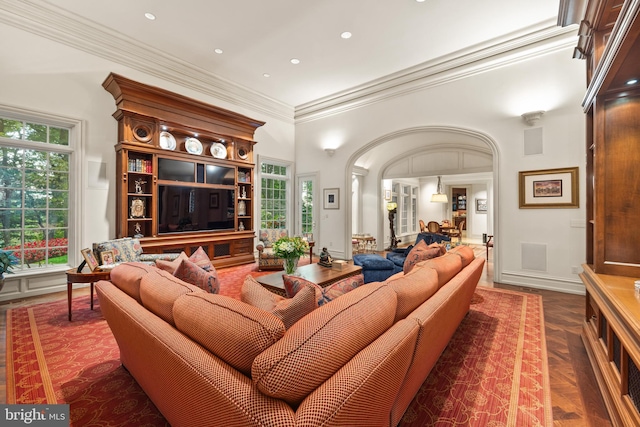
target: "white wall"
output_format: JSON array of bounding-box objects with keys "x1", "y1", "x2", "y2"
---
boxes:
[{"x1": 295, "y1": 40, "x2": 587, "y2": 294}]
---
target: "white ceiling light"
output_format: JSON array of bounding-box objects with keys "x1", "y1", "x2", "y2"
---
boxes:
[
  {"x1": 214, "y1": 48, "x2": 223, "y2": 54},
  {"x1": 290, "y1": 58, "x2": 300, "y2": 65},
  {"x1": 341, "y1": 31, "x2": 352, "y2": 39},
  {"x1": 431, "y1": 176, "x2": 448, "y2": 203},
  {"x1": 263, "y1": 73, "x2": 270, "y2": 78},
  {"x1": 144, "y1": 12, "x2": 156, "y2": 20}
]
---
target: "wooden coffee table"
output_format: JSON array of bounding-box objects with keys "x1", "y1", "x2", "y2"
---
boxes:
[{"x1": 256, "y1": 263, "x2": 362, "y2": 296}]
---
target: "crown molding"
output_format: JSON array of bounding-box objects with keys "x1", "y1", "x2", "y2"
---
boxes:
[
  {"x1": 295, "y1": 20, "x2": 579, "y2": 123},
  {"x1": 0, "y1": 0, "x2": 295, "y2": 123}
]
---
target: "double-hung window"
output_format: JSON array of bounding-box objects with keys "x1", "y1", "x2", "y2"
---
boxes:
[
  {"x1": 259, "y1": 159, "x2": 291, "y2": 230},
  {"x1": 0, "y1": 111, "x2": 76, "y2": 272}
]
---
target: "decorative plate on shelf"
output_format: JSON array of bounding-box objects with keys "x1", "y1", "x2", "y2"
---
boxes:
[
  {"x1": 210, "y1": 142, "x2": 227, "y2": 159},
  {"x1": 159, "y1": 131, "x2": 176, "y2": 150},
  {"x1": 185, "y1": 137, "x2": 203, "y2": 155}
]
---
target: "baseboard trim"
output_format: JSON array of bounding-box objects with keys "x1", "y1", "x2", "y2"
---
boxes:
[{"x1": 499, "y1": 270, "x2": 586, "y2": 295}]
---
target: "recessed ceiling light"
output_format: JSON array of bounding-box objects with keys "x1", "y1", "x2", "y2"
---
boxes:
[
  {"x1": 263, "y1": 73, "x2": 270, "y2": 78},
  {"x1": 144, "y1": 12, "x2": 156, "y2": 20},
  {"x1": 341, "y1": 31, "x2": 352, "y2": 39},
  {"x1": 626, "y1": 79, "x2": 638, "y2": 85},
  {"x1": 290, "y1": 58, "x2": 300, "y2": 65},
  {"x1": 214, "y1": 48, "x2": 223, "y2": 54},
  {"x1": 416, "y1": 0, "x2": 426, "y2": 2}
]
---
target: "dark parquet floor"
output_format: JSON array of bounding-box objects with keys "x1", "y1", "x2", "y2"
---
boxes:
[{"x1": 0, "y1": 250, "x2": 612, "y2": 426}]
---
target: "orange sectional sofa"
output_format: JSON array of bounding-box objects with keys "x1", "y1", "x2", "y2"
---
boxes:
[{"x1": 96, "y1": 245, "x2": 485, "y2": 427}]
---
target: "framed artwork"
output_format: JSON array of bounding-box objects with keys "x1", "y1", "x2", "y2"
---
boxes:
[
  {"x1": 210, "y1": 192, "x2": 219, "y2": 208},
  {"x1": 324, "y1": 188, "x2": 339, "y2": 209},
  {"x1": 519, "y1": 167, "x2": 579, "y2": 208},
  {"x1": 130, "y1": 198, "x2": 145, "y2": 218},
  {"x1": 80, "y1": 248, "x2": 99, "y2": 272},
  {"x1": 100, "y1": 250, "x2": 115, "y2": 266},
  {"x1": 476, "y1": 198, "x2": 487, "y2": 213},
  {"x1": 384, "y1": 189, "x2": 391, "y2": 200}
]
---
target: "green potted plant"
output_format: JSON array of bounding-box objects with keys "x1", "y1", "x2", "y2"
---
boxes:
[
  {"x1": 0, "y1": 250, "x2": 18, "y2": 291},
  {"x1": 272, "y1": 236, "x2": 309, "y2": 274}
]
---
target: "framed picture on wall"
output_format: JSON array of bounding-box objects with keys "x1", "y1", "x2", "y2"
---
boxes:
[
  {"x1": 324, "y1": 188, "x2": 339, "y2": 209},
  {"x1": 476, "y1": 199, "x2": 487, "y2": 213},
  {"x1": 519, "y1": 167, "x2": 579, "y2": 208}
]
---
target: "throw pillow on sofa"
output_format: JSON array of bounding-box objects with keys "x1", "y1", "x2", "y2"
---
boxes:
[
  {"x1": 283, "y1": 273, "x2": 364, "y2": 306},
  {"x1": 155, "y1": 252, "x2": 188, "y2": 274},
  {"x1": 241, "y1": 275, "x2": 318, "y2": 329},
  {"x1": 403, "y1": 240, "x2": 441, "y2": 275},
  {"x1": 173, "y1": 292, "x2": 286, "y2": 376},
  {"x1": 188, "y1": 246, "x2": 214, "y2": 271},
  {"x1": 173, "y1": 259, "x2": 221, "y2": 294}
]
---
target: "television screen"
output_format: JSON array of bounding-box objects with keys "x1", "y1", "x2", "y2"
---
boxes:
[{"x1": 157, "y1": 185, "x2": 235, "y2": 234}]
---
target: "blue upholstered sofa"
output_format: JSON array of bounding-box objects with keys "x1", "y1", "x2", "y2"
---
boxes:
[{"x1": 354, "y1": 232, "x2": 451, "y2": 283}]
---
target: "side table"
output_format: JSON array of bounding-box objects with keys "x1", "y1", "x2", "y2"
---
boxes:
[{"x1": 65, "y1": 268, "x2": 111, "y2": 321}]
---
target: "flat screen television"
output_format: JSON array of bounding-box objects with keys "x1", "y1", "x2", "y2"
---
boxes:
[{"x1": 157, "y1": 185, "x2": 235, "y2": 234}]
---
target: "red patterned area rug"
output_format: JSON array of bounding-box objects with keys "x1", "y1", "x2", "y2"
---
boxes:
[{"x1": 6, "y1": 263, "x2": 552, "y2": 427}]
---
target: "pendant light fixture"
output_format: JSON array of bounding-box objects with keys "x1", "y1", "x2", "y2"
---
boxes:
[{"x1": 430, "y1": 176, "x2": 448, "y2": 203}]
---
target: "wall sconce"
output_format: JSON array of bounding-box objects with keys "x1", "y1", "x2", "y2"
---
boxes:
[
  {"x1": 521, "y1": 110, "x2": 545, "y2": 126},
  {"x1": 324, "y1": 148, "x2": 336, "y2": 157},
  {"x1": 430, "y1": 176, "x2": 448, "y2": 203}
]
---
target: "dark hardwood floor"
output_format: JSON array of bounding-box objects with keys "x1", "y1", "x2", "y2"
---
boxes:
[{"x1": 0, "y1": 252, "x2": 612, "y2": 426}]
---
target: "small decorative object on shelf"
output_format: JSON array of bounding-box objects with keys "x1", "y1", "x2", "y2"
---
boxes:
[
  {"x1": 241, "y1": 187, "x2": 247, "y2": 199},
  {"x1": 318, "y1": 247, "x2": 333, "y2": 268},
  {"x1": 134, "y1": 178, "x2": 146, "y2": 194},
  {"x1": 273, "y1": 236, "x2": 310, "y2": 275},
  {"x1": 238, "y1": 221, "x2": 245, "y2": 231},
  {"x1": 238, "y1": 200, "x2": 246, "y2": 216},
  {"x1": 133, "y1": 222, "x2": 143, "y2": 238},
  {"x1": 130, "y1": 198, "x2": 145, "y2": 218}
]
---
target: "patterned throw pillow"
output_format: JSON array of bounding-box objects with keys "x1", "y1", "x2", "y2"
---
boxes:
[
  {"x1": 403, "y1": 240, "x2": 442, "y2": 275},
  {"x1": 94, "y1": 238, "x2": 143, "y2": 263},
  {"x1": 155, "y1": 252, "x2": 189, "y2": 274},
  {"x1": 241, "y1": 276, "x2": 317, "y2": 329},
  {"x1": 428, "y1": 242, "x2": 447, "y2": 256},
  {"x1": 173, "y1": 259, "x2": 220, "y2": 294},
  {"x1": 189, "y1": 246, "x2": 213, "y2": 271},
  {"x1": 283, "y1": 274, "x2": 364, "y2": 306}
]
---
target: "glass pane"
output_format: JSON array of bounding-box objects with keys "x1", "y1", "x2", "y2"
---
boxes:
[
  {"x1": 49, "y1": 127, "x2": 70, "y2": 146},
  {"x1": 49, "y1": 191, "x2": 68, "y2": 209},
  {"x1": 25, "y1": 190, "x2": 48, "y2": 208},
  {"x1": 25, "y1": 210, "x2": 45, "y2": 228},
  {"x1": 48, "y1": 210, "x2": 68, "y2": 227},
  {"x1": 24, "y1": 122, "x2": 47, "y2": 142},
  {"x1": 49, "y1": 171, "x2": 69, "y2": 190},
  {"x1": 0, "y1": 146, "x2": 23, "y2": 164},
  {"x1": 0, "y1": 118, "x2": 23, "y2": 139},
  {"x1": 24, "y1": 248, "x2": 46, "y2": 268},
  {"x1": 0, "y1": 189, "x2": 22, "y2": 208},
  {"x1": 49, "y1": 152, "x2": 69, "y2": 171},
  {"x1": 24, "y1": 149, "x2": 48, "y2": 170},
  {"x1": 0, "y1": 166, "x2": 22, "y2": 185},
  {"x1": 24, "y1": 170, "x2": 46, "y2": 190},
  {"x1": 0, "y1": 209, "x2": 23, "y2": 228},
  {"x1": 0, "y1": 230, "x2": 21, "y2": 248}
]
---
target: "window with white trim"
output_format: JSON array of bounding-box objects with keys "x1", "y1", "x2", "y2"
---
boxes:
[
  {"x1": 0, "y1": 114, "x2": 74, "y2": 272},
  {"x1": 259, "y1": 160, "x2": 291, "y2": 230}
]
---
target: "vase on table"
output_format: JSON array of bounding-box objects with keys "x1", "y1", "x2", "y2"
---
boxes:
[{"x1": 283, "y1": 256, "x2": 299, "y2": 275}]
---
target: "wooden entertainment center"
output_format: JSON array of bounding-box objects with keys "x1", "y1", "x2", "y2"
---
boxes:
[
  {"x1": 566, "y1": 0, "x2": 640, "y2": 425},
  {"x1": 103, "y1": 73, "x2": 265, "y2": 268}
]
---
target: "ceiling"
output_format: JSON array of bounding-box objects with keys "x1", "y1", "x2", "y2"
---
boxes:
[{"x1": 41, "y1": 0, "x2": 562, "y2": 108}]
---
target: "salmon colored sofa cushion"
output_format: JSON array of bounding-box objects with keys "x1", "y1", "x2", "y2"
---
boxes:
[
  {"x1": 241, "y1": 275, "x2": 318, "y2": 329},
  {"x1": 139, "y1": 268, "x2": 204, "y2": 326},
  {"x1": 386, "y1": 264, "x2": 439, "y2": 322},
  {"x1": 252, "y1": 282, "x2": 397, "y2": 405},
  {"x1": 173, "y1": 292, "x2": 286, "y2": 375},
  {"x1": 154, "y1": 252, "x2": 189, "y2": 274},
  {"x1": 416, "y1": 253, "x2": 463, "y2": 288},
  {"x1": 449, "y1": 245, "x2": 475, "y2": 268},
  {"x1": 108, "y1": 262, "x2": 158, "y2": 303}
]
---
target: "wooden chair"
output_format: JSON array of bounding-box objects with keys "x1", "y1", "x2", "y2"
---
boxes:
[
  {"x1": 486, "y1": 235, "x2": 494, "y2": 259},
  {"x1": 447, "y1": 220, "x2": 465, "y2": 242},
  {"x1": 426, "y1": 221, "x2": 441, "y2": 233},
  {"x1": 419, "y1": 220, "x2": 427, "y2": 232}
]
